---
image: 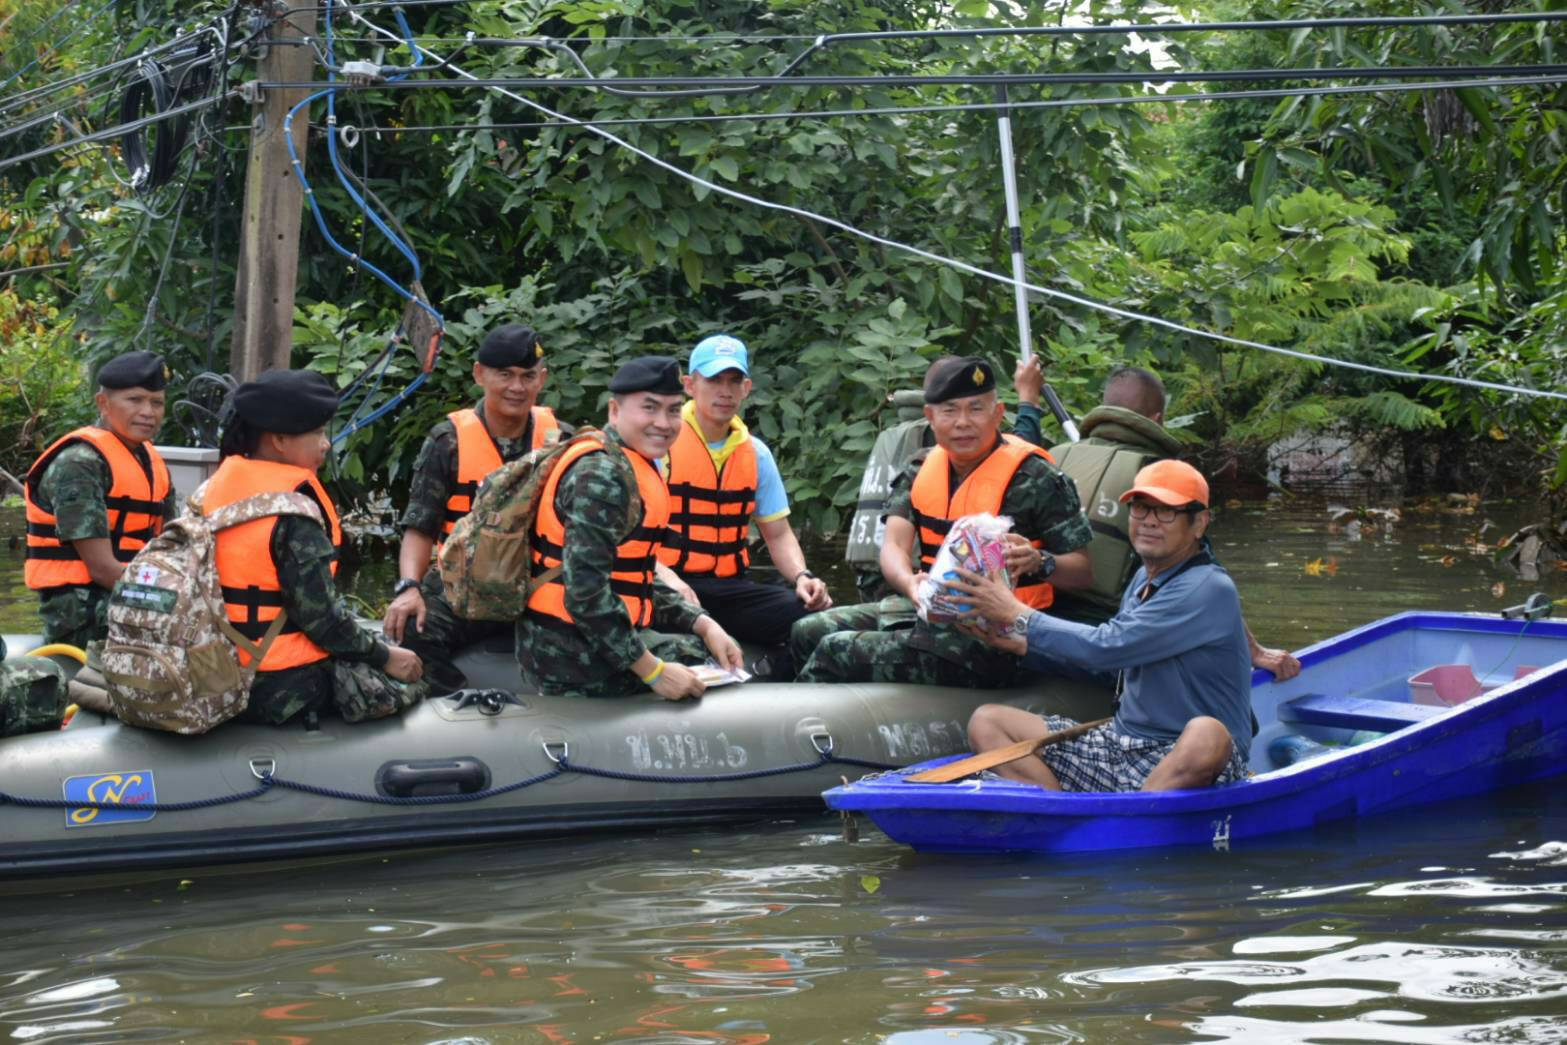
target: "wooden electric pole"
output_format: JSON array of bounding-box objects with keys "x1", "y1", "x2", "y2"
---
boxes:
[{"x1": 229, "y1": 0, "x2": 317, "y2": 380}]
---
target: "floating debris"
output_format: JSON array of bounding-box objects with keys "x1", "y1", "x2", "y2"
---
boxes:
[{"x1": 1303, "y1": 557, "x2": 1339, "y2": 578}]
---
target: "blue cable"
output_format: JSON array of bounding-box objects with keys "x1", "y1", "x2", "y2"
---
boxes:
[
  {"x1": 340, "y1": 335, "x2": 397, "y2": 411},
  {"x1": 337, "y1": 370, "x2": 428, "y2": 440},
  {"x1": 323, "y1": 0, "x2": 422, "y2": 276},
  {"x1": 392, "y1": 6, "x2": 425, "y2": 74},
  {"x1": 282, "y1": 90, "x2": 442, "y2": 445},
  {"x1": 283, "y1": 89, "x2": 420, "y2": 308},
  {"x1": 278, "y1": 2, "x2": 444, "y2": 446},
  {"x1": 342, "y1": 340, "x2": 395, "y2": 425}
]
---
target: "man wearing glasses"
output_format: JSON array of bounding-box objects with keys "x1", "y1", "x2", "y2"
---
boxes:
[{"x1": 944, "y1": 460, "x2": 1252, "y2": 792}]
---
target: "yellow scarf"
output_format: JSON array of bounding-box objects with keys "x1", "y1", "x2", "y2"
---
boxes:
[{"x1": 681, "y1": 399, "x2": 750, "y2": 471}]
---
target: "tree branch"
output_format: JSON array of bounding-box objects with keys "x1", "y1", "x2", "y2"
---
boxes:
[{"x1": 799, "y1": 215, "x2": 852, "y2": 290}]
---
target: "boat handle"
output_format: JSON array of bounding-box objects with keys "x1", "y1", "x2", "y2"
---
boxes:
[
  {"x1": 249, "y1": 757, "x2": 276, "y2": 780},
  {"x1": 375, "y1": 756, "x2": 491, "y2": 798},
  {"x1": 542, "y1": 740, "x2": 568, "y2": 764},
  {"x1": 811, "y1": 732, "x2": 834, "y2": 755}
]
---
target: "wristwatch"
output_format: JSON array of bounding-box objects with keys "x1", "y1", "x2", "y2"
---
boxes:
[
  {"x1": 1035, "y1": 550, "x2": 1057, "y2": 578},
  {"x1": 1008, "y1": 611, "x2": 1033, "y2": 636},
  {"x1": 794, "y1": 570, "x2": 818, "y2": 584},
  {"x1": 392, "y1": 577, "x2": 422, "y2": 598}
]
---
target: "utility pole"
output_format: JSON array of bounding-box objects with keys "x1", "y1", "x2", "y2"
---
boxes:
[{"x1": 230, "y1": 0, "x2": 317, "y2": 380}]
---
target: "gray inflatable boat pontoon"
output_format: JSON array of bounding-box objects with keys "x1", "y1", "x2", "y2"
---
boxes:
[{"x1": 0, "y1": 635, "x2": 1113, "y2": 878}]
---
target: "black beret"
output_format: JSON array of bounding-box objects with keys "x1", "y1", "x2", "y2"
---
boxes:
[
  {"x1": 608, "y1": 355, "x2": 682, "y2": 396},
  {"x1": 923, "y1": 356, "x2": 996, "y2": 404},
  {"x1": 476, "y1": 323, "x2": 545, "y2": 369},
  {"x1": 230, "y1": 369, "x2": 339, "y2": 434},
  {"x1": 97, "y1": 351, "x2": 168, "y2": 391}
]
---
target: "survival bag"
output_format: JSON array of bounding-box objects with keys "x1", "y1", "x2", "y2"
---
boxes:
[
  {"x1": 438, "y1": 427, "x2": 639, "y2": 622},
  {"x1": 100, "y1": 487, "x2": 325, "y2": 734}
]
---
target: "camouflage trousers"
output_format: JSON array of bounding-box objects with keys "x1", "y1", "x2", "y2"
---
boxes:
[
  {"x1": 0, "y1": 656, "x2": 68, "y2": 737},
  {"x1": 526, "y1": 630, "x2": 710, "y2": 700},
  {"x1": 37, "y1": 586, "x2": 109, "y2": 649},
  {"x1": 790, "y1": 597, "x2": 1027, "y2": 688},
  {"x1": 401, "y1": 567, "x2": 511, "y2": 692},
  {"x1": 241, "y1": 659, "x2": 429, "y2": 726},
  {"x1": 787, "y1": 597, "x2": 917, "y2": 673}
]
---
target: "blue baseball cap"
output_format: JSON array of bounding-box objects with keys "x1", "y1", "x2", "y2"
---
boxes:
[{"x1": 689, "y1": 334, "x2": 750, "y2": 378}]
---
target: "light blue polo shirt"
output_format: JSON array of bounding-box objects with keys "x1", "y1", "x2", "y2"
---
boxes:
[{"x1": 1021, "y1": 552, "x2": 1252, "y2": 758}]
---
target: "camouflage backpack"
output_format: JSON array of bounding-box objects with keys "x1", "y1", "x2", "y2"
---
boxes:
[
  {"x1": 439, "y1": 426, "x2": 640, "y2": 621},
  {"x1": 101, "y1": 486, "x2": 325, "y2": 734}
]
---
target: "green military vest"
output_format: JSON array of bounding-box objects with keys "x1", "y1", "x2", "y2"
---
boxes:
[
  {"x1": 844, "y1": 390, "x2": 931, "y2": 569},
  {"x1": 1049, "y1": 405, "x2": 1183, "y2": 624}
]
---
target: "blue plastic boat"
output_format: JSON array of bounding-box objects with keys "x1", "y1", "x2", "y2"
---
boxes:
[{"x1": 822, "y1": 611, "x2": 1567, "y2": 854}]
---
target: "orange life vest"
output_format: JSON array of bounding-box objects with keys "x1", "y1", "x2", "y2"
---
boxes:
[
  {"x1": 658, "y1": 419, "x2": 757, "y2": 577},
  {"x1": 24, "y1": 426, "x2": 171, "y2": 593},
  {"x1": 442, "y1": 405, "x2": 560, "y2": 538},
  {"x1": 525, "y1": 435, "x2": 670, "y2": 632},
  {"x1": 910, "y1": 434, "x2": 1059, "y2": 610},
  {"x1": 203, "y1": 456, "x2": 343, "y2": 672}
]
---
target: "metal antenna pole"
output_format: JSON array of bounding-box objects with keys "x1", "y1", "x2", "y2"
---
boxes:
[{"x1": 996, "y1": 85, "x2": 1079, "y2": 442}]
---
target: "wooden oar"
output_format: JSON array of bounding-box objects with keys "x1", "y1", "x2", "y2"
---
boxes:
[{"x1": 907, "y1": 717, "x2": 1112, "y2": 783}]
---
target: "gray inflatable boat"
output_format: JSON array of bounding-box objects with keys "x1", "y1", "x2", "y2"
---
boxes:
[{"x1": 0, "y1": 634, "x2": 1112, "y2": 878}]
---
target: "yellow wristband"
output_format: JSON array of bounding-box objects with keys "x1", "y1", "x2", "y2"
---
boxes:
[{"x1": 640, "y1": 659, "x2": 666, "y2": 686}]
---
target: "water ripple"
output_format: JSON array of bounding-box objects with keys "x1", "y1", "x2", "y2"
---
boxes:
[
  {"x1": 1184, "y1": 1013, "x2": 1567, "y2": 1043},
  {"x1": 1064, "y1": 941, "x2": 1567, "y2": 1005}
]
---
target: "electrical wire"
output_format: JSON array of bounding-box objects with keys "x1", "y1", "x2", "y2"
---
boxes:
[
  {"x1": 345, "y1": 8, "x2": 1567, "y2": 404},
  {"x1": 296, "y1": 6, "x2": 1567, "y2": 39},
  {"x1": 281, "y1": 0, "x2": 443, "y2": 446},
  {"x1": 0, "y1": 0, "x2": 97, "y2": 93},
  {"x1": 0, "y1": 26, "x2": 224, "y2": 119},
  {"x1": 0, "y1": 77, "x2": 130, "y2": 145},
  {"x1": 276, "y1": 7, "x2": 1567, "y2": 101},
  {"x1": 323, "y1": 2, "x2": 422, "y2": 278},
  {"x1": 303, "y1": 73, "x2": 1567, "y2": 137},
  {"x1": 0, "y1": 90, "x2": 228, "y2": 173},
  {"x1": 769, "y1": 10, "x2": 1567, "y2": 78},
  {"x1": 256, "y1": 63, "x2": 1567, "y2": 94},
  {"x1": 200, "y1": 7, "x2": 240, "y2": 372}
]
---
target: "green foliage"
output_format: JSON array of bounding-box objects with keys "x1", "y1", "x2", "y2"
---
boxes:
[
  {"x1": 0, "y1": 288, "x2": 88, "y2": 479},
  {"x1": 8, "y1": 0, "x2": 1567, "y2": 524}
]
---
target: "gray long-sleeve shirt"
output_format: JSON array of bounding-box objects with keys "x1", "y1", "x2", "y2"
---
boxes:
[{"x1": 1021, "y1": 550, "x2": 1253, "y2": 758}]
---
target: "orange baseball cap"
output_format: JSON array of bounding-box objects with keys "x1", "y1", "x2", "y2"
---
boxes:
[{"x1": 1118, "y1": 459, "x2": 1209, "y2": 509}]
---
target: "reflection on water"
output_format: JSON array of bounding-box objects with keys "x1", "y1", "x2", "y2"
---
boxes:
[
  {"x1": 3, "y1": 784, "x2": 1563, "y2": 1041},
  {"x1": 2, "y1": 499, "x2": 1566, "y2": 1040}
]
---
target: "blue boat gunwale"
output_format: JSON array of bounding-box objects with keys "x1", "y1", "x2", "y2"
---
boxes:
[
  {"x1": 1249, "y1": 609, "x2": 1567, "y2": 687},
  {"x1": 827, "y1": 610, "x2": 1567, "y2": 819}
]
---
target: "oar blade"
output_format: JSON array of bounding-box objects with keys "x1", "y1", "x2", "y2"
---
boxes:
[{"x1": 904, "y1": 717, "x2": 1111, "y2": 784}]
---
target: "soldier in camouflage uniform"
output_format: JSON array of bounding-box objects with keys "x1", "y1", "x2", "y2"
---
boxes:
[
  {"x1": 518, "y1": 356, "x2": 744, "y2": 700},
  {"x1": 23, "y1": 351, "x2": 177, "y2": 650},
  {"x1": 210, "y1": 370, "x2": 427, "y2": 725},
  {"x1": 10, "y1": 352, "x2": 174, "y2": 734},
  {"x1": 383, "y1": 324, "x2": 570, "y2": 690},
  {"x1": 791, "y1": 357, "x2": 1094, "y2": 688}
]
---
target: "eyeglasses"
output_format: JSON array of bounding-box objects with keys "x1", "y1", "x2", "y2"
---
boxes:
[{"x1": 1127, "y1": 500, "x2": 1202, "y2": 523}]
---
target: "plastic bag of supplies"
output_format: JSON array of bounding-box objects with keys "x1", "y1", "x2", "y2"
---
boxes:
[{"x1": 916, "y1": 512, "x2": 1013, "y2": 625}]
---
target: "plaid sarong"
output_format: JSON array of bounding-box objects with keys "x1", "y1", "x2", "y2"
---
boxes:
[{"x1": 1037, "y1": 715, "x2": 1247, "y2": 792}]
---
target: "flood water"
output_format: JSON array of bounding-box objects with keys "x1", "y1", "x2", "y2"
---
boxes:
[{"x1": 3, "y1": 496, "x2": 1566, "y2": 1042}]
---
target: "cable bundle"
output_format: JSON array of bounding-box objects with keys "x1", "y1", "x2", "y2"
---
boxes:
[{"x1": 117, "y1": 35, "x2": 216, "y2": 192}]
